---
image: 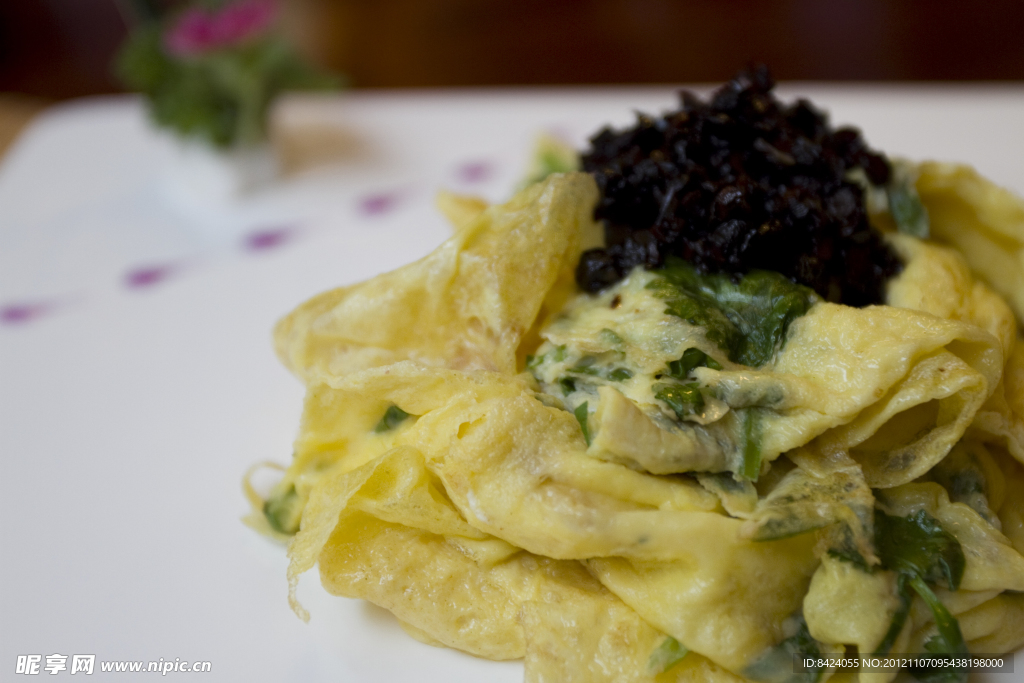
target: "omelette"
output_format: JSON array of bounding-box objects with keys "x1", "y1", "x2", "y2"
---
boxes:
[{"x1": 246, "y1": 78, "x2": 1024, "y2": 683}]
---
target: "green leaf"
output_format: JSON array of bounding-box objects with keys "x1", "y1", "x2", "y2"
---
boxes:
[
  {"x1": 744, "y1": 616, "x2": 823, "y2": 683},
  {"x1": 116, "y1": 26, "x2": 339, "y2": 148},
  {"x1": 528, "y1": 344, "x2": 567, "y2": 370},
  {"x1": 648, "y1": 636, "x2": 689, "y2": 674},
  {"x1": 374, "y1": 405, "x2": 411, "y2": 433},
  {"x1": 871, "y1": 509, "x2": 968, "y2": 680},
  {"x1": 907, "y1": 575, "x2": 969, "y2": 683},
  {"x1": 117, "y1": 25, "x2": 171, "y2": 91},
  {"x1": 571, "y1": 355, "x2": 598, "y2": 373},
  {"x1": 740, "y1": 409, "x2": 762, "y2": 481},
  {"x1": 537, "y1": 149, "x2": 576, "y2": 177},
  {"x1": 566, "y1": 355, "x2": 632, "y2": 382},
  {"x1": 263, "y1": 484, "x2": 301, "y2": 534},
  {"x1": 874, "y1": 509, "x2": 965, "y2": 591},
  {"x1": 825, "y1": 519, "x2": 871, "y2": 570},
  {"x1": 524, "y1": 135, "x2": 580, "y2": 185},
  {"x1": 703, "y1": 354, "x2": 723, "y2": 371},
  {"x1": 667, "y1": 347, "x2": 722, "y2": 380},
  {"x1": 606, "y1": 367, "x2": 633, "y2": 381},
  {"x1": 649, "y1": 258, "x2": 818, "y2": 367},
  {"x1": 928, "y1": 444, "x2": 998, "y2": 525},
  {"x1": 574, "y1": 402, "x2": 591, "y2": 445},
  {"x1": 599, "y1": 328, "x2": 624, "y2": 346},
  {"x1": 888, "y1": 183, "x2": 930, "y2": 239},
  {"x1": 873, "y1": 573, "x2": 912, "y2": 656},
  {"x1": 654, "y1": 382, "x2": 704, "y2": 419},
  {"x1": 826, "y1": 546, "x2": 870, "y2": 572}
]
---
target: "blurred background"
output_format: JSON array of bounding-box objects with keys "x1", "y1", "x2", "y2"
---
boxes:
[{"x1": 2, "y1": 0, "x2": 1024, "y2": 154}]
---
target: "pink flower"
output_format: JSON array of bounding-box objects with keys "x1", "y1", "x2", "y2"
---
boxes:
[{"x1": 164, "y1": 0, "x2": 277, "y2": 57}]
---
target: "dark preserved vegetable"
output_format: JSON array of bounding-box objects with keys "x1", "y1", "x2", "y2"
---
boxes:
[{"x1": 577, "y1": 65, "x2": 902, "y2": 306}]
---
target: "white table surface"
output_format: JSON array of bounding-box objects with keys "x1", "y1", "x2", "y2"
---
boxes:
[{"x1": 1, "y1": 86, "x2": 1022, "y2": 682}]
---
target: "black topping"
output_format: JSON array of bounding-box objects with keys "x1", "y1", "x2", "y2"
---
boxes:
[{"x1": 577, "y1": 65, "x2": 902, "y2": 306}]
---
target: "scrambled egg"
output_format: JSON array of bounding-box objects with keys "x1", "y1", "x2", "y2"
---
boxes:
[{"x1": 247, "y1": 166, "x2": 1024, "y2": 683}]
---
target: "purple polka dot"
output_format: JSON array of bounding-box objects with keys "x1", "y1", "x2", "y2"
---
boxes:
[
  {"x1": 456, "y1": 161, "x2": 492, "y2": 183},
  {"x1": 358, "y1": 191, "x2": 402, "y2": 216},
  {"x1": 1, "y1": 302, "x2": 53, "y2": 325},
  {"x1": 124, "y1": 264, "x2": 177, "y2": 289},
  {"x1": 244, "y1": 227, "x2": 293, "y2": 252}
]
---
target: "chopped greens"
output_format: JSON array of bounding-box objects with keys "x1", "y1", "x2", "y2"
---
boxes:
[
  {"x1": 524, "y1": 134, "x2": 579, "y2": 185},
  {"x1": 744, "y1": 465, "x2": 873, "y2": 541},
  {"x1": 744, "y1": 616, "x2": 823, "y2": 683},
  {"x1": 263, "y1": 484, "x2": 302, "y2": 535},
  {"x1": 667, "y1": 347, "x2": 723, "y2": 380},
  {"x1": 875, "y1": 509, "x2": 965, "y2": 591},
  {"x1": 888, "y1": 183, "x2": 930, "y2": 239},
  {"x1": 374, "y1": 405, "x2": 411, "y2": 433},
  {"x1": 907, "y1": 576, "x2": 969, "y2": 683},
  {"x1": 567, "y1": 356, "x2": 633, "y2": 382},
  {"x1": 929, "y1": 445, "x2": 998, "y2": 525},
  {"x1": 599, "y1": 328, "x2": 624, "y2": 346},
  {"x1": 714, "y1": 381, "x2": 785, "y2": 409},
  {"x1": 531, "y1": 343, "x2": 632, "y2": 400},
  {"x1": 740, "y1": 409, "x2": 762, "y2": 481},
  {"x1": 569, "y1": 356, "x2": 598, "y2": 375},
  {"x1": 654, "y1": 382, "x2": 704, "y2": 419},
  {"x1": 648, "y1": 636, "x2": 689, "y2": 675},
  {"x1": 697, "y1": 472, "x2": 758, "y2": 517},
  {"x1": 606, "y1": 367, "x2": 633, "y2": 381},
  {"x1": 649, "y1": 258, "x2": 818, "y2": 367},
  {"x1": 872, "y1": 573, "x2": 912, "y2": 655},
  {"x1": 826, "y1": 545, "x2": 870, "y2": 573},
  {"x1": 574, "y1": 402, "x2": 591, "y2": 446},
  {"x1": 751, "y1": 516, "x2": 827, "y2": 542},
  {"x1": 872, "y1": 509, "x2": 968, "y2": 682},
  {"x1": 940, "y1": 466, "x2": 986, "y2": 503},
  {"x1": 536, "y1": 149, "x2": 576, "y2": 178},
  {"x1": 824, "y1": 519, "x2": 871, "y2": 571},
  {"x1": 526, "y1": 344, "x2": 567, "y2": 370}
]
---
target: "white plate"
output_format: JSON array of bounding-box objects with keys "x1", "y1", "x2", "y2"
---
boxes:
[{"x1": 1, "y1": 87, "x2": 1022, "y2": 682}]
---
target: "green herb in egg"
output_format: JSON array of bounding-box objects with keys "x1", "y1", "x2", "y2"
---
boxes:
[
  {"x1": 649, "y1": 258, "x2": 818, "y2": 367},
  {"x1": 654, "y1": 382, "x2": 704, "y2": 419},
  {"x1": 574, "y1": 402, "x2": 591, "y2": 446},
  {"x1": 648, "y1": 636, "x2": 688, "y2": 675},
  {"x1": 264, "y1": 483, "x2": 302, "y2": 535},
  {"x1": 744, "y1": 616, "x2": 824, "y2": 683},
  {"x1": 568, "y1": 355, "x2": 633, "y2": 382},
  {"x1": 873, "y1": 509, "x2": 968, "y2": 680},
  {"x1": 666, "y1": 347, "x2": 723, "y2": 380},
  {"x1": 374, "y1": 405, "x2": 411, "y2": 433}
]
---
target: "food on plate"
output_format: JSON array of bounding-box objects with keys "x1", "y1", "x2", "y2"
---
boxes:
[{"x1": 246, "y1": 67, "x2": 1024, "y2": 683}]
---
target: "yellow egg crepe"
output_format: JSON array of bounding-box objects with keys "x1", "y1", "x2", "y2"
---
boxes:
[{"x1": 247, "y1": 164, "x2": 1024, "y2": 683}]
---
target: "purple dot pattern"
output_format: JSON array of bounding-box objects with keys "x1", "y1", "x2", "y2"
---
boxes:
[
  {"x1": 125, "y1": 264, "x2": 177, "y2": 289},
  {"x1": 456, "y1": 161, "x2": 492, "y2": 184},
  {"x1": 1, "y1": 302, "x2": 53, "y2": 326},
  {"x1": 245, "y1": 227, "x2": 293, "y2": 251},
  {"x1": 5, "y1": 176, "x2": 446, "y2": 327},
  {"x1": 358, "y1": 191, "x2": 402, "y2": 216}
]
